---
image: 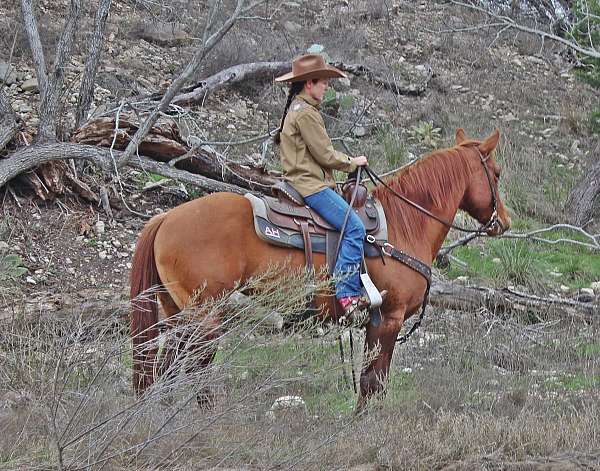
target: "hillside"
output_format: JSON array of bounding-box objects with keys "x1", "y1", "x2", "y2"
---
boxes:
[{"x1": 1, "y1": 0, "x2": 599, "y2": 469}]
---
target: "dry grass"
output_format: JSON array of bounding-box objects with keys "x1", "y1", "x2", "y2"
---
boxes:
[{"x1": 2, "y1": 266, "x2": 600, "y2": 469}]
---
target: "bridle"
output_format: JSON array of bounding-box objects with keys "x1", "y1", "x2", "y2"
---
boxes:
[{"x1": 363, "y1": 148, "x2": 503, "y2": 235}]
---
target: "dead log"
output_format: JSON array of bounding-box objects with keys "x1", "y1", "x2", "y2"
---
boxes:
[
  {"x1": 72, "y1": 114, "x2": 276, "y2": 191},
  {"x1": 72, "y1": 113, "x2": 188, "y2": 159},
  {"x1": 3, "y1": 280, "x2": 596, "y2": 325},
  {"x1": 430, "y1": 280, "x2": 598, "y2": 320},
  {"x1": 103, "y1": 59, "x2": 432, "y2": 113},
  {"x1": 0, "y1": 142, "x2": 249, "y2": 195}
]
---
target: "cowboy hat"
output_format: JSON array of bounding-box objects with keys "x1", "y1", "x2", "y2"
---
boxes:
[{"x1": 275, "y1": 54, "x2": 347, "y2": 83}]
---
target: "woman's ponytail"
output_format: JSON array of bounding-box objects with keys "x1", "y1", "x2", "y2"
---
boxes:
[{"x1": 274, "y1": 81, "x2": 305, "y2": 145}]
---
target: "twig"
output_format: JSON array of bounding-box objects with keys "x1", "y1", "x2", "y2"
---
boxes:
[{"x1": 448, "y1": 0, "x2": 600, "y2": 59}]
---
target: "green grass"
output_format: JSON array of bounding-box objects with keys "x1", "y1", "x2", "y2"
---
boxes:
[
  {"x1": 575, "y1": 342, "x2": 600, "y2": 358},
  {"x1": 135, "y1": 171, "x2": 166, "y2": 189},
  {"x1": 374, "y1": 125, "x2": 408, "y2": 168},
  {"x1": 216, "y1": 334, "x2": 419, "y2": 416},
  {"x1": 444, "y1": 228, "x2": 600, "y2": 290},
  {"x1": 551, "y1": 373, "x2": 600, "y2": 391}
]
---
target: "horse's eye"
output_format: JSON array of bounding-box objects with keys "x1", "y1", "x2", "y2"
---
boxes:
[{"x1": 494, "y1": 168, "x2": 501, "y2": 179}]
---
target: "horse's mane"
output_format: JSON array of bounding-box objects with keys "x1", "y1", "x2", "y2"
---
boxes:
[{"x1": 371, "y1": 142, "x2": 477, "y2": 243}]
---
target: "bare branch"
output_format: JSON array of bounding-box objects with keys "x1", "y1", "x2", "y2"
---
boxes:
[
  {"x1": 449, "y1": 0, "x2": 600, "y2": 59},
  {"x1": 37, "y1": 0, "x2": 82, "y2": 143},
  {"x1": 438, "y1": 223, "x2": 600, "y2": 262},
  {"x1": 20, "y1": 0, "x2": 49, "y2": 98},
  {"x1": 117, "y1": 0, "x2": 267, "y2": 168}
]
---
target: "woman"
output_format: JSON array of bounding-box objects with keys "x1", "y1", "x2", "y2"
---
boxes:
[{"x1": 274, "y1": 54, "x2": 370, "y2": 321}]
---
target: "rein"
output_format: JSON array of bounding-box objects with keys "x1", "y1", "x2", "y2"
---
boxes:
[
  {"x1": 363, "y1": 149, "x2": 502, "y2": 234},
  {"x1": 339, "y1": 148, "x2": 501, "y2": 391}
]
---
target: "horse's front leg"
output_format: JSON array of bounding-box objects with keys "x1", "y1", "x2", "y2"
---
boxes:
[{"x1": 356, "y1": 309, "x2": 406, "y2": 412}]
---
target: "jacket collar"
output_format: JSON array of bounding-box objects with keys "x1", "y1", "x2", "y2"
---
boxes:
[{"x1": 297, "y1": 91, "x2": 321, "y2": 109}]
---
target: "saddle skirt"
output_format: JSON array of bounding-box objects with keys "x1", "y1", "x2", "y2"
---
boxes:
[{"x1": 244, "y1": 192, "x2": 388, "y2": 257}]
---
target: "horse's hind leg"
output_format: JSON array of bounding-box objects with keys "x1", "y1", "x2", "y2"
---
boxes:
[
  {"x1": 156, "y1": 303, "x2": 221, "y2": 408},
  {"x1": 356, "y1": 311, "x2": 405, "y2": 412}
]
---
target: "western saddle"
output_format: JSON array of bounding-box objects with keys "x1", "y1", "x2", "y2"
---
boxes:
[{"x1": 244, "y1": 181, "x2": 388, "y2": 274}]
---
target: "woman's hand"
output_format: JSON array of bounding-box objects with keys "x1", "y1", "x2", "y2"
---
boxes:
[{"x1": 352, "y1": 156, "x2": 368, "y2": 166}]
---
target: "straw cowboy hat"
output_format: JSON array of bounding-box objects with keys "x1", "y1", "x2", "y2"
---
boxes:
[{"x1": 275, "y1": 54, "x2": 347, "y2": 83}]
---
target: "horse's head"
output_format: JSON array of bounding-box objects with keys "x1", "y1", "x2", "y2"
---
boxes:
[{"x1": 456, "y1": 128, "x2": 511, "y2": 236}]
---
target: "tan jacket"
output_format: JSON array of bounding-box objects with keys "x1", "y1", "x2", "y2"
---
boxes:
[{"x1": 279, "y1": 91, "x2": 357, "y2": 197}]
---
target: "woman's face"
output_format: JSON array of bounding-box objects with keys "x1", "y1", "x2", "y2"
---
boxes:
[{"x1": 305, "y1": 78, "x2": 329, "y2": 103}]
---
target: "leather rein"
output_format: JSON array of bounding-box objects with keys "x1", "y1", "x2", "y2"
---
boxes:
[
  {"x1": 363, "y1": 149, "x2": 503, "y2": 235},
  {"x1": 362, "y1": 149, "x2": 502, "y2": 345}
]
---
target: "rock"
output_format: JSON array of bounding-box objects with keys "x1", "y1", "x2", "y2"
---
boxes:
[
  {"x1": 18, "y1": 103, "x2": 32, "y2": 113},
  {"x1": 577, "y1": 288, "x2": 595, "y2": 303},
  {"x1": 283, "y1": 20, "x2": 302, "y2": 34},
  {"x1": 492, "y1": 257, "x2": 501, "y2": 264},
  {"x1": 94, "y1": 220, "x2": 105, "y2": 235},
  {"x1": 591, "y1": 281, "x2": 600, "y2": 292},
  {"x1": 560, "y1": 285, "x2": 570, "y2": 293},
  {"x1": 137, "y1": 22, "x2": 191, "y2": 46},
  {"x1": 21, "y1": 78, "x2": 39, "y2": 92},
  {"x1": 0, "y1": 62, "x2": 19, "y2": 85},
  {"x1": 0, "y1": 241, "x2": 9, "y2": 250},
  {"x1": 266, "y1": 395, "x2": 307, "y2": 421},
  {"x1": 335, "y1": 76, "x2": 351, "y2": 91},
  {"x1": 98, "y1": 251, "x2": 107, "y2": 260},
  {"x1": 456, "y1": 276, "x2": 469, "y2": 283},
  {"x1": 352, "y1": 126, "x2": 367, "y2": 137}
]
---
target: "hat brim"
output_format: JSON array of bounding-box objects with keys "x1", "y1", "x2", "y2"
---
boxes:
[{"x1": 275, "y1": 65, "x2": 347, "y2": 83}]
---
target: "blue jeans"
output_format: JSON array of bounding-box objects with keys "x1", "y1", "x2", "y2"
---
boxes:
[{"x1": 304, "y1": 188, "x2": 366, "y2": 298}]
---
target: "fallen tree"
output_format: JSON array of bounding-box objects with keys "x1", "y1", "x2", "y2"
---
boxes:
[
  {"x1": 430, "y1": 280, "x2": 598, "y2": 320},
  {"x1": 4, "y1": 279, "x2": 597, "y2": 324}
]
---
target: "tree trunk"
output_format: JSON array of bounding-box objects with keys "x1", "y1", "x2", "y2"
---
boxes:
[
  {"x1": 36, "y1": 0, "x2": 81, "y2": 143},
  {"x1": 0, "y1": 87, "x2": 20, "y2": 151},
  {"x1": 566, "y1": 151, "x2": 600, "y2": 226},
  {"x1": 75, "y1": 0, "x2": 112, "y2": 129}
]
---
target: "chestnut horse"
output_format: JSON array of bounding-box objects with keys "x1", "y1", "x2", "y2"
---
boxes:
[{"x1": 130, "y1": 128, "x2": 511, "y2": 408}]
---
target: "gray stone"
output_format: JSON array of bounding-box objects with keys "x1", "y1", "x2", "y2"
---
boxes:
[
  {"x1": 335, "y1": 76, "x2": 351, "y2": 91},
  {"x1": 266, "y1": 395, "x2": 307, "y2": 421},
  {"x1": 0, "y1": 62, "x2": 18, "y2": 85},
  {"x1": 283, "y1": 20, "x2": 302, "y2": 34},
  {"x1": 94, "y1": 220, "x2": 105, "y2": 235},
  {"x1": 21, "y1": 78, "x2": 39, "y2": 92},
  {"x1": 0, "y1": 241, "x2": 9, "y2": 250},
  {"x1": 352, "y1": 126, "x2": 367, "y2": 137},
  {"x1": 137, "y1": 22, "x2": 191, "y2": 46}
]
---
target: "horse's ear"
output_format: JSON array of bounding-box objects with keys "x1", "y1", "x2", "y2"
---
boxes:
[
  {"x1": 479, "y1": 129, "x2": 500, "y2": 155},
  {"x1": 455, "y1": 128, "x2": 467, "y2": 144}
]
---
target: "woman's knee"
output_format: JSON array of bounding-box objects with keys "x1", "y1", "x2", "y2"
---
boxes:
[{"x1": 347, "y1": 215, "x2": 366, "y2": 238}]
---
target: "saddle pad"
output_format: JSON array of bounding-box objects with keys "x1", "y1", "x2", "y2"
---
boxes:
[{"x1": 245, "y1": 193, "x2": 388, "y2": 256}]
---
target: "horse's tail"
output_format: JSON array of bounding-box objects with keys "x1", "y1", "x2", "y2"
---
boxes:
[{"x1": 130, "y1": 213, "x2": 167, "y2": 396}]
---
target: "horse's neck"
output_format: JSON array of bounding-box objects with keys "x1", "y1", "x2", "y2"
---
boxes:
[{"x1": 377, "y1": 153, "x2": 472, "y2": 263}]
